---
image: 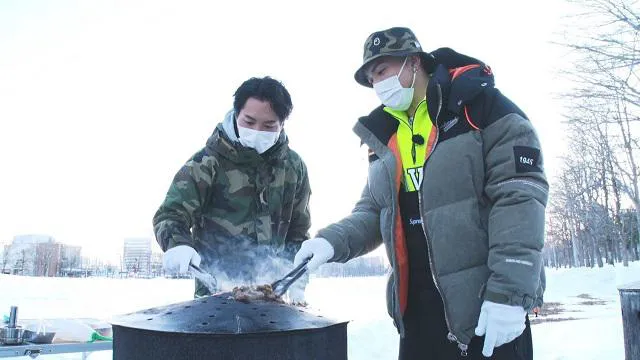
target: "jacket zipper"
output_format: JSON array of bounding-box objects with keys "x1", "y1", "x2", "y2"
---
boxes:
[
  {"x1": 416, "y1": 83, "x2": 469, "y2": 356},
  {"x1": 399, "y1": 115, "x2": 418, "y2": 165},
  {"x1": 409, "y1": 115, "x2": 417, "y2": 164},
  {"x1": 389, "y1": 104, "x2": 424, "y2": 335}
]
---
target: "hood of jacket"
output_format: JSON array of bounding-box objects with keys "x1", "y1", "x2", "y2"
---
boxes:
[
  {"x1": 206, "y1": 110, "x2": 289, "y2": 165},
  {"x1": 425, "y1": 47, "x2": 496, "y2": 125}
]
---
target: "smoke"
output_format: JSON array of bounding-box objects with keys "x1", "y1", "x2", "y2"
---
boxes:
[
  {"x1": 191, "y1": 269, "x2": 218, "y2": 294},
  {"x1": 203, "y1": 254, "x2": 296, "y2": 292},
  {"x1": 196, "y1": 235, "x2": 305, "y2": 294}
]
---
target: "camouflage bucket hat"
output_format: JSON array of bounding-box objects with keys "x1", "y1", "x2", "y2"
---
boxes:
[{"x1": 354, "y1": 27, "x2": 436, "y2": 87}]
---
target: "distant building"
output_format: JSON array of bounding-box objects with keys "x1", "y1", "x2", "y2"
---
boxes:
[
  {"x1": 4, "y1": 235, "x2": 55, "y2": 276},
  {"x1": 1, "y1": 235, "x2": 85, "y2": 277},
  {"x1": 34, "y1": 241, "x2": 62, "y2": 277},
  {"x1": 123, "y1": 238, "x2": 152, "y2": 275}
]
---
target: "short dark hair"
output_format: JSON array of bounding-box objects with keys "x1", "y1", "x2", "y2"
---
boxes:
[{"x1": 233, "y1": 77, "x2": 293, "y2": 122}]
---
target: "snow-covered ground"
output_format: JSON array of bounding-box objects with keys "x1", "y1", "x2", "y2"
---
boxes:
[{"x1": 1, "y1": 262, "x2": 638, "y2": 359}]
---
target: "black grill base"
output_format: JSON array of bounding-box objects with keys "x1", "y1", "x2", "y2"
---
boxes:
[{"x1": 113, "y1": 324, "x2": 348, "y2": 360}]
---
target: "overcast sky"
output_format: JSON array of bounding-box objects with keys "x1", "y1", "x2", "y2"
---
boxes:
[{"x1": 0, "y1": 0, "x2": 574, "y2": 262}]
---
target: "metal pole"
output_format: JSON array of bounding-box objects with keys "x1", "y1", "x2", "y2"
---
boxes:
[
  {"x1": 7, "y1": 308, "x2": 16, "y2": 328},
  {"x1": 619, "y1": 281, "x2": 640, "y2": 360}
]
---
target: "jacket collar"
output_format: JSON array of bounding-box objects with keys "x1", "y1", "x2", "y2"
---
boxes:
[{"x1": 358, "y1": 47, "x2": 495, "y2": 146}]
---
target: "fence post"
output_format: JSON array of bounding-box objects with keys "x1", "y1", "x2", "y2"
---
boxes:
[{"x1": 619, "y1": 281, "x2": 640, "y2": 360}]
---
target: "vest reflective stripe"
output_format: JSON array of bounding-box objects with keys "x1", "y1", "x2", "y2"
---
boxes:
[{"x1": 384, "y1": 101, "x2": 434, "y2": 192}]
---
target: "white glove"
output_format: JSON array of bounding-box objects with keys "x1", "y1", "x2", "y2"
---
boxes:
[
  {"x1": 163, "y1": 245, "x2": 202, "y2": 273},
  {"x1": 293, "y1": 237, "x2": 334, "y2": 272},
  {"x1": 474, "y1": 300, "x2": 527, "y2": 357}
]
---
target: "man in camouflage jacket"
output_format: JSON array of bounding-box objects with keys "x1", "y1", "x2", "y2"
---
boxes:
[{"x1": 153, "y1": 77, "x2": 311, "y2": 298}]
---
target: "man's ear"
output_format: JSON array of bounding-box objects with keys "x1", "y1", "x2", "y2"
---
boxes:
[{"x1": 411, "y1": 55, "x2": 421, "y2": 71}]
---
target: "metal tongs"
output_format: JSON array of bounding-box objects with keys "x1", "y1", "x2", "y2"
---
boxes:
[
  {"x1": 271, "y1": 258, "x2": 311, "y2": 297},
  {"x1": 189, "y1": 263, "x2": 218, "y2": 293}
]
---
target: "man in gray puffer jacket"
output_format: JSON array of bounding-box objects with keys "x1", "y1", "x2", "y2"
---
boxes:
[{"x1": 294, "y1": 27, "x2": 548, "y2": 360}]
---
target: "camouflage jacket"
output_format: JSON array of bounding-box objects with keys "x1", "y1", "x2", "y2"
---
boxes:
[{"x1": 153, "y1": 111, "x2": 311, "y2": 294}]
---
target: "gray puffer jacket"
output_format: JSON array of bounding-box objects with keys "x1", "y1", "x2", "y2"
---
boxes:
[{"x1": 317, "y1": 48, "x2": 548, "y2": 348}]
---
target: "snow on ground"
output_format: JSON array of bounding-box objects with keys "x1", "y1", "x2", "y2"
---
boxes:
[
  {"x1": 1, "y1": 262, "x2": 638, "y2": 359},
  {"x1": 530, "y1": 262, "x2": 639, "y2": 360}
]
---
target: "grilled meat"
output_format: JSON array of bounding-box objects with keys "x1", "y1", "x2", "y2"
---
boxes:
[{"x1": 230, "y1": 284, "x2": 284, "y2": 303}]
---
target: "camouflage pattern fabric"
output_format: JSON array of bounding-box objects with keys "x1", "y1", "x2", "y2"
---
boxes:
[
  {"x1": 153, "y1": 113, "x2": 311, "y2": 296},
  {"x1": 354, "y1": 26, "x2": 436, "y2": 87}
]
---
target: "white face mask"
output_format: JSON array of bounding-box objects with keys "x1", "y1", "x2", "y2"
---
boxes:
[
  {"x1": 237, "y1": 125, "x2": 281, "y2": 154},
  {"x1": 373, "y1": 57, "x2": 416, "y2": 111}
]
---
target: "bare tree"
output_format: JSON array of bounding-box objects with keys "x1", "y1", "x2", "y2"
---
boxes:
[
  {"x1": 553, "y1": 0, "x2": 640, "y2": 267},
  {"x1": 546, "y1": 198, "x2": 575, "y2": 268},
  {"x1": 561, "y1": 0, "x2": 640, "y2": 107},
  {"x1": 59, "y1": 248, "x2": 81, "y2": 276},
  {"x1": 17, "y1": 249, "x2": 29, "y2": 275},
  {"x1": 1, "y1": 245, "x2": 10, "y2": 274}
]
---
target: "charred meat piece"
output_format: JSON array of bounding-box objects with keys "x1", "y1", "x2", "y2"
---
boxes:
[{"x1": 230, "y1": 284, "x2": 284, "y2": 303}]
